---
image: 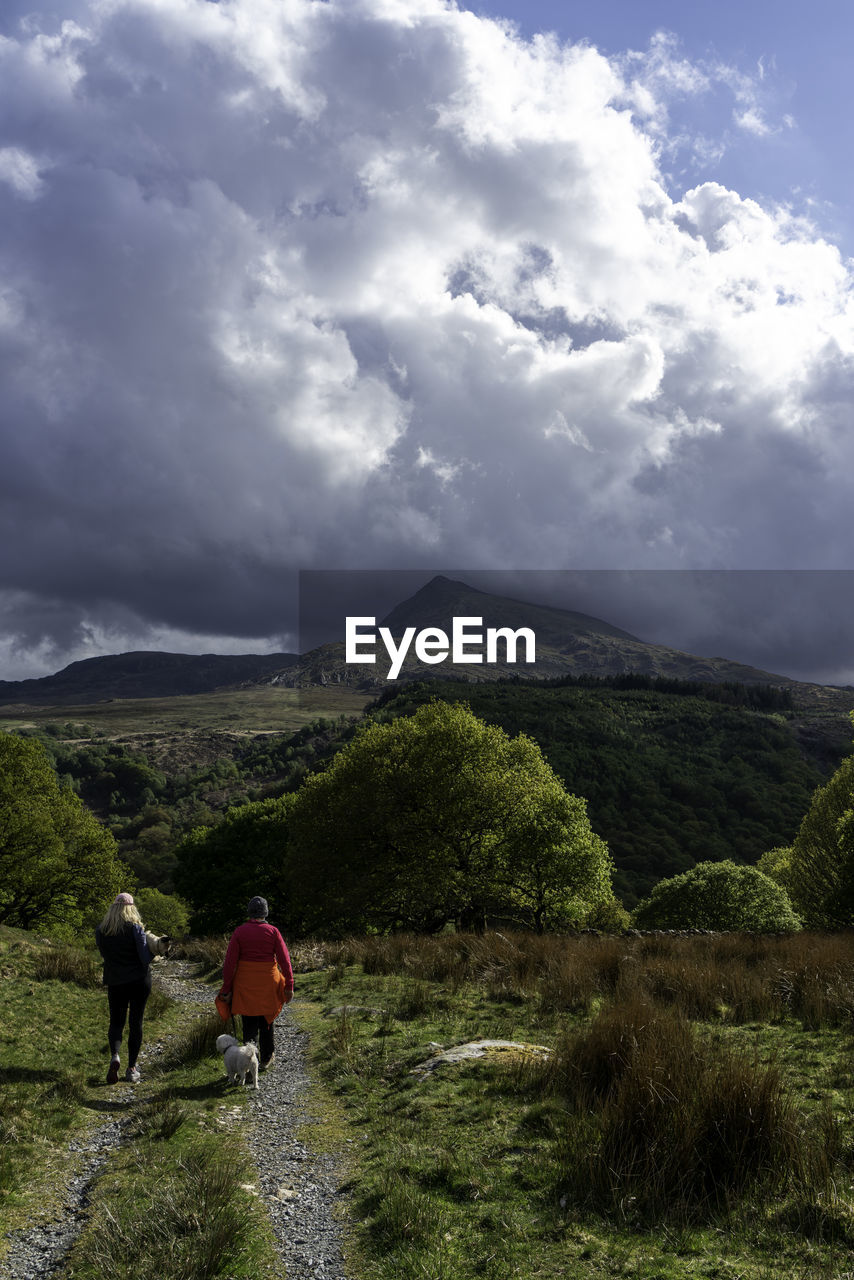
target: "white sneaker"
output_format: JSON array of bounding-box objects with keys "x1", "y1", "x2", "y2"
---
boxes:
[{"x1": 125, "y1": 1066, "x2": 141, "y2": 1083}]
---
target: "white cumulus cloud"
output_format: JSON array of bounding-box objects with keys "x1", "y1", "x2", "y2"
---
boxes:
[{"x1": 0, "y1": 0, "x2": 852, "y2": 670}]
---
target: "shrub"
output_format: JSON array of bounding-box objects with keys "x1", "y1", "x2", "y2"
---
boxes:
[
  {"x1": 632, "y1": 860, "x2": 801, "y2": 932},
  {"x1": 134, "y1": 888, "x2": 190, "y2": 937}
]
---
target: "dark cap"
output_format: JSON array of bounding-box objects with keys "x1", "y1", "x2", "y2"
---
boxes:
[{"x1": 247, "y1": 896, "x2": 269, "y2": 919}]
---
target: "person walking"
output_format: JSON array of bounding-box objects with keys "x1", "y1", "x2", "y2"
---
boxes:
[
  {"x1": 95, "y1": 891, "x2": 155, "y2": 1084},
  {"x1": 218, "y1": 896, "x2": 294, "y2": 1069}
]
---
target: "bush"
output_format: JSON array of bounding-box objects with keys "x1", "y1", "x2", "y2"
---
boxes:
[
  {"x1": 134, "y1": 887, "x2": 190, "y2": 937},
  {"x1": 632, "y1": 860, "x2": 801, "y2": 933}
]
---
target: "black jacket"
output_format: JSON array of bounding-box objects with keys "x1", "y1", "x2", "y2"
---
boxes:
[{"x1": 95, "y1": 923, "x2": 152, "y2": 986}]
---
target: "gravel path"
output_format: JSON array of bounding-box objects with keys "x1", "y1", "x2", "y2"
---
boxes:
[
  {"x1": 0, "y1": 1120, "x2": 126, "y2": 1280},
  {"x1": 151, "y1": 960, "x2": 353, "y2": 1280},
  {"x1": 0, "y1": 959, "x2": 352, "y2": 1280}
]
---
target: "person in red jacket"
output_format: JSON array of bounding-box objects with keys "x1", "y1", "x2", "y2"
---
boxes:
[{"x1": 218, "y1": 896, "x2": 294, "y2": 1069}]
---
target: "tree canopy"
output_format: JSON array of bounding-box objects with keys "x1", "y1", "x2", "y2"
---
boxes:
[
  {"x1": 631, "y1": 859, "x2": 801, "y2": 933},
  {"x1": 0, "y1": 733, "x2": 126, "y2": 933},
  {"x1": 173, "y1": 700, "x2": 616, "y2": 935},
  {"x1": 133, "y1": 887, "x2": 190, "y2": 937},
  {"x1": 787, "y1": 738, "x2": 854, "y2": 928},
  {"x1": 285, "y1": 700, "x2": 616, "y2": 934},
  {"x1": 174, "y1": 795, "x2": 296, "y2": 934}
]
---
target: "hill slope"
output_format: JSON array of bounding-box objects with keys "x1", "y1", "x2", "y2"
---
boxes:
[{"x1": 0, "y1": 651, "x2": 299, "y2": 705}]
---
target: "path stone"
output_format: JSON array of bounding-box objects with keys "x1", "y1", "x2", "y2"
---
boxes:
[{"x1": 411, "y1": 1038, "x2": 552, "y2": 1075}]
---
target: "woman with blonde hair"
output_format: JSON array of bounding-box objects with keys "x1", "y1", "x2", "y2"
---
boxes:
[{"x1": 95, "y1": 891, "x2": 155, "y2": 1084}]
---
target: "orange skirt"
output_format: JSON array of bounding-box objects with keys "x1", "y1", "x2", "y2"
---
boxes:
[{"x1": 231, "y1": 960, "x2": 287, "y2": 1025}]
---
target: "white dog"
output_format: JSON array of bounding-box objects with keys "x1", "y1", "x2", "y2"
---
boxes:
[
  {"x1": 216, "y1": 1034, "x2": 259, "y2": 1089},
  {"x1": 145, "y1": 931, "x2": 171, "y2": 957}
]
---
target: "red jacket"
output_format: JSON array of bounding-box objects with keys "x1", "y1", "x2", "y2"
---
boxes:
[{"x1": 221, "y1": 920, "x2": 294, "y2": 996}]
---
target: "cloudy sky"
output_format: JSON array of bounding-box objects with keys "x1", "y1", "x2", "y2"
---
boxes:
[{"x1": 2, "y1": 0, "x2": 854, "y2": 683}]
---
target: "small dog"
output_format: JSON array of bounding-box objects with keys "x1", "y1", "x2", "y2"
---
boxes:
[
  {"x1": 145, "y1": 931, "x2": 171, "y2": 957},
  {"x1": 216, "y1": 1034, "x2": 259, "y2": 1089}
]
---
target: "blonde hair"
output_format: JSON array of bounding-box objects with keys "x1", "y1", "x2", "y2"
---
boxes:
[{"x1": 99, "y1": 900, "x2": 144, "y2": 936}]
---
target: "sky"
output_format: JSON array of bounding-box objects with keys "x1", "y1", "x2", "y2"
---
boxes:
[{"x1": 2, "y1": 0, "x2": 854, "y2": 684}]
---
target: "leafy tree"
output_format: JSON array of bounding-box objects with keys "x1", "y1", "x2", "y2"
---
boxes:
[
  {"x1": 369, "y1": 678, "x2": 826, "y2": 906},
  {"x1": 632, "y1": 860, "x2": 801, "y2": 933},
  {"x1": 174, "y1": 795, "x2": 297, "y2": 934},
  {"x1": 133, "y1": 887, "x2": 190, "y2": 937},
  {"x1": 0, "y1": 733, "x2": 126, "y2": 933},
  {"x1": 286, "y1": 700, "x2": 617, "y2": 934},
  {"x1": 787, "y1": 740, "x2": 854, "y2": 928},
  {"x1": 756, "y1": 845, "x2": 795, "y2": 897}
]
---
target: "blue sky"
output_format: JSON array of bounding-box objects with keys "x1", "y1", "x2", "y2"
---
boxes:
[
  {"x1": 1, "y1": 0, "x2": 853, "y2": 681},
  {"x1": 475, "y1": 0, "x2": 854, "y2": 252}
]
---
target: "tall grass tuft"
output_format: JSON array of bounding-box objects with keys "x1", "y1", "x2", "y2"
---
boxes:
[
  {"x1": 520, "y1": 994, "x2": 841, "y2": 1224},
  {"x1": 320, "y1": 930, "x2": 854, "y2": 1029},
  {"x1": 33, "y1": 944, "x2": 101, "y2": 988},
  {"x1": 179, "y1": 935, "x2": 229, "y2": 976},
  {"x1": 83, "y1": 1140, "x2": 254, "y2": 1280},
  {"x1": 131, "y1": 1092, "x2": 188, "y2": 1141},
  {"x1": 162, "y1": 1012, "x2": 226, "y2": 1068},
  {"x1": 362, "y1": 1167, "x2": 444, "y2": 1250},
  {"x1": 146, "y1": 985, "x2": 173, "y2": 1021}
]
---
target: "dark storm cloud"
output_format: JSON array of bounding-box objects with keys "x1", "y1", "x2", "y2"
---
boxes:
[{"x1": 1, "y1": 0, "x2": 853, "y2": 678}]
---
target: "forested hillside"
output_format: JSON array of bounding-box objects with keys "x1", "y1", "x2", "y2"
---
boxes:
[
  {"x1": 15, "y1": 674, "x2": 848, "y2": 908},
  {"x1": 366, "y1": 678, "x2": 835, "y2": 903}
]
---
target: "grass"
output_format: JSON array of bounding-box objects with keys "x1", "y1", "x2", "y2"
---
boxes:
[
  {"x1": 64, "y1": 1136, "x2": 264, "y2": 1280},
  {"x1": 297, "y1": 929, "x2": 854, "y2": 1280},
  {"x1": 5, "y1": 923, "x2": 854, "y2": 1280},
  {"x1": 0, "y1": 686, "x2": 370, "y2": 739},
  {"x1": 520, "y1": 994, "x2": 838, "y2": 1223}
]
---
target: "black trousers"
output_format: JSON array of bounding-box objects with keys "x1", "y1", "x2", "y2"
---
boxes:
[
  {"x1": 107, "y1": 972, "x2": 152, "y2": 1067},
  {"x1": 241, "y1": 1015, "x2": 274, "y2": 1062}
]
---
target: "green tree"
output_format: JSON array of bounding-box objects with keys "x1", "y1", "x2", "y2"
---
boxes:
[
  {"x1": 174, "y1": 795, "x2": 296, "y2": 934},
  {"x1": 287, "y1": 700, "x2": 616, "y2": 934},
  {"x1": 0, "y1": 733, "x2": 126, "y2": 932},
  {"x1": 632, "y1": 860, "x2": 801, "y2": 933},
  {"x1": 133, "y1": 887, "x2": 190, "y2": 937},
  {"x1": 787, "y1": 740, "x2": 854, "y2": 928},
  {"x1": 756, "y1": 845, "x2": 795, "y2": 897}
]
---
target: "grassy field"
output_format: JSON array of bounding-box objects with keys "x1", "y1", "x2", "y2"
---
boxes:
[
  {"x1": 4, "y1": 926, "x2": 854, "y2": 1280},
  {"x1": 0, "y1": 685, "x2": 371, "y2": 740},
  {"x1": 297, "y1": 930, "x2": 854, "y2": 1280}
]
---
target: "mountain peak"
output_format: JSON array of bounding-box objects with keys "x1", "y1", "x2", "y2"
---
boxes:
[{"x1": 379, "y1": 576, "x2": 640, "y2": 644}]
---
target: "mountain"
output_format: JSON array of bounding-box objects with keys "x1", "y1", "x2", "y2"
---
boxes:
[
  {"x1": 284, "y1": 575, "x2": 792, "y2": 688},
  {"x1": 0, "y1": 650, "x2": 299, "y2": 705},
  {"x1": 0, "y1": 575, "x2": 802, "y2": 706},
  {"x1": 379, "y1": 576, "x2": 640, "y2": 644}
]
